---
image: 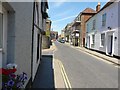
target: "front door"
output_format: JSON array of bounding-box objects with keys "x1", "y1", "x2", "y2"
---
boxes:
[{"x1": 107, "y1": 35, "x2": 113, "y2": 55}]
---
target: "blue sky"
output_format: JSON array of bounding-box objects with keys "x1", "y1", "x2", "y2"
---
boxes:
[{"x1": 48, "y1": 1, "x2": 108, "y2": 35}]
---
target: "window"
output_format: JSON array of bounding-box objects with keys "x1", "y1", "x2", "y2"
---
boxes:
[
  {"x1": 35, "y1": 2, "x2": 39, "y2": 26},
  {"x1": 41, "y1": 2, "x2": 48, "y2": 19},
  {"x1": 102, "y1": 13, "x2": 106, "y2": 26},
  {"x1": 101, "y1": 33, "x2": 105, "y2": 46},
  {"x1": 0, "y1": 13, "x2": 3, "y2": 48},
  {"x1": 92, "y1": 19, "x2": 96, "y2": 30},
  {"x1": 87, "y1": 24, "x2": 89, "y2": 33},
  {"x1": 92, "y1": 35, "x2": 95, "y2": 45},
  {"x1": 37, "y1": 34, "x2": 40, "y2": 62}
]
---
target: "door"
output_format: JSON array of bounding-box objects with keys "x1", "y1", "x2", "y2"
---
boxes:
[
  {"x1": 107, "y1": 35, "x2": 113, "y2": 55},
  {"x1": 83, "y1": 38, "x2": 85, "y2": 47}
]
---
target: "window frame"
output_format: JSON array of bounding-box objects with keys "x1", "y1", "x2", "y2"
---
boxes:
[
  {"x1": 34, "y1": 2, "x2": 39, "y2": 26},
  {"x1": 102, "y1": 13, "x2": 106, "y2": 27},
  {"x1": 101, "y1": 33, "x2": 105, "y2": 47},
  {"x1": 36, "y1": 33, "x2": 40, "y2": 62},
  {"x1": 92, "y1": 19, "x2": 96, "y2": 30}
]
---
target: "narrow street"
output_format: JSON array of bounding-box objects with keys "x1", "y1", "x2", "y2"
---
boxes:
[{"x1": 54, "y1": 41, "x2": 118, "y2": 88}]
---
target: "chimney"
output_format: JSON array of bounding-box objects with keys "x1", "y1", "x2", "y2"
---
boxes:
[{"x1": 96, "y1": 2, "x2": 101, "y2": 12}]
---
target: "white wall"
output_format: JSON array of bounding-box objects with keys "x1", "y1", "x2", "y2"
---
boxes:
[
  {"x1": 32, "y1": 2, "x2": 43, "y2": 81},
  {"x1": 118, "y1": 1, "x2": 120, "y2": 56},
  {"x1": 0, "y1": 2, "x2": 2, "y2": 69},
  {"x1": 97, "y1": 2, "x2": 118, "y2": 55},
  {"x1": 8, "y1": 2, "x2": 33, "y2": 86},
  {"x1": 86, "y1": 2, "x2": 119, "y2": 56},
  {"x1": 2, "y1": 7, "x2": 8, "y2": 67}
]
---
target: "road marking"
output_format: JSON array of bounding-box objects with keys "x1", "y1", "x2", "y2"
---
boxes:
[{"x1": 58, "y1": 60, "x2": 72, "y2": 89}]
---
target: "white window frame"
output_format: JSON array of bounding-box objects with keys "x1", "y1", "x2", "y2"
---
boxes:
[
  {"x1": 100, "y1": 33, "x2": 105, "y2": 47},
  {"x1": 92, "y1": 19, "x2": 96, "y2": 30},
  {"x1": 102, "y1": 13, "x2": 106, "y2": 27}
]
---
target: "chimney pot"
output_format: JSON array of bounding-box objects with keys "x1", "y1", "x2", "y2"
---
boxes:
[{"x1": 96, "y1": 2, "x2": 101, "y2": 12}]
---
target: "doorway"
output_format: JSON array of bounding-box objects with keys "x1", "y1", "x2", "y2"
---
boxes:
[{"x1": 107, "y1": 34, "x2": 113, "y2": 55}]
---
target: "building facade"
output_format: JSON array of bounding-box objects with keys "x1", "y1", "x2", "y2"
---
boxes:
[
  {"x1": 86, "y1": 1, "x2": 120, "y2": 57},
  {"x1": 64, "y1": 23, "x2": 71, "y2": 42},
  {"x1": 70, "y1": 8, "x2": 96, "y2": 47},
  {"x1": 50, "y1": 31, "x2": 58, "y2": 40},
  {"x1": 42, "y1": 19, "x2": 52, "y2": 49},
  {"x1": 0, "y1": 0, "x2": 49, "y2": 88}
]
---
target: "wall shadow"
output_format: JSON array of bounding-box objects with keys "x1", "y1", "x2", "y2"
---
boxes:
[{"x1": 32, "y1": 55, "x2": 55, "y2": 89}]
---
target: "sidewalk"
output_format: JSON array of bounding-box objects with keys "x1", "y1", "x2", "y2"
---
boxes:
[
  {"x1": 65, "y1": 42, "x2": 120, "y2": 66},
  {"x1": 32, "y1": 43, "x2": 66, "y2": 88}
]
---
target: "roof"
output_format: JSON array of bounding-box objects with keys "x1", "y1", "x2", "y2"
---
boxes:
[
  {"x1": 74, "y1": 8, "x2": 96, "y2": 22},
  {"x1": 86, "y1": 0, "x2": 116, "y2": 22},
  {"x1": 81, "y1": 8, "x2": 97, "y2": 14}
]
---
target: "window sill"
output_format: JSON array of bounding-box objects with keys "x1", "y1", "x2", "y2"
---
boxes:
[{"x1": 100, "y1": 46, "x2": 104, "y2": 48}]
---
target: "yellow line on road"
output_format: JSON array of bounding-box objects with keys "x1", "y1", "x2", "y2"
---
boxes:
[{"x1": 58, "y1": 60, "x2": 72, "y2": 90}]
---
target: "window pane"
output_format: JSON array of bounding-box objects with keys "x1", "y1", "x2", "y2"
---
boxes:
[
  {"x1": 37, "y1": 34, "x2": 40, "y2": 62},
  {"x1": 0, "y1": 13, "x2": 3, "y2": 48},
  {"x1": 101, "y1": 33, "x2": 105, "y2": 46},
  {"x1": 102, "y1": 13, "x2": 106, "y2": 26}
]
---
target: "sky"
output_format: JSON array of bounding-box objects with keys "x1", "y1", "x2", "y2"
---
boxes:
[{"x1": 48, "y1": 1, "x2": 108, "y2": 35}]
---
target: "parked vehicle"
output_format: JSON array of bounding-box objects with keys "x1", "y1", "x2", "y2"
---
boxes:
[{"x1": 60, "y1": 39, "x2": 65, "y2": 43}]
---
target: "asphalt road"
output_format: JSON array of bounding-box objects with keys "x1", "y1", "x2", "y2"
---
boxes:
[{"x1": 54, "y1": 41, "x2": 118, "y2": 88}]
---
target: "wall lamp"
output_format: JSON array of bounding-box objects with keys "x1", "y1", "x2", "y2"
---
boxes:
[{"x1": 108, "y1": 26, "x2": 112, "y2": 30}]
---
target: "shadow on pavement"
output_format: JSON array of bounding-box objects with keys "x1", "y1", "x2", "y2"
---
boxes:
[{"x1": 32, "y1": 55, "x2": 55, "y2": 89}]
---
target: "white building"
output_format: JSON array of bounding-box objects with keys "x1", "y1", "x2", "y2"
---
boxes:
[
  {"x1": 0, "y1": 0, "x2": 48, "y2": 88},
  {"x1": 86, "y1": 1, "x2": 120, "y2": 57}
]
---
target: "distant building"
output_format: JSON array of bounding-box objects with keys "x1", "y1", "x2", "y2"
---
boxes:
[
  {"x1": 50, "y1": 31, "x2": 58, "y2": 40},
  {"x1": 42, "y1": 19, "x2": 52, "y2": 49},
  {"x1": 64, "y1": 23, "x2": 72, "y2": 42},
  {"x1": 70, "y1": 8, "x2": 96, "y2": 46},
  {"x1": 61, "y1": 29, "x2": 65, "y2": 39}
]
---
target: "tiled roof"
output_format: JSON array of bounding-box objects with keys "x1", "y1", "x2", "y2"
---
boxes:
[{"x1": 82, "y1": 8, "x2": 97, "y2": 14}]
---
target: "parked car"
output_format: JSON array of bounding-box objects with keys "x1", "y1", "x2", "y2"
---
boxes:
[{"x1": 60, "y1": 39, "x2": 65, "y2": 43}]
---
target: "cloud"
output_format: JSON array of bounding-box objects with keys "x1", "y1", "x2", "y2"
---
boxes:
[
  {"x1": 52, "y1": 15, "x2": 77, "y2": 23},
  {"x1": 55, "y1": 10, "x2": 73, "y2": 17}
]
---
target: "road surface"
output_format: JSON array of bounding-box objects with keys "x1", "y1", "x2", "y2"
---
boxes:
[{"x1": 54, "y1": 41, "x2": 118, "y2": 88}]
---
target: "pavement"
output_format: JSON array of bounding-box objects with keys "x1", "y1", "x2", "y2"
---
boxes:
[
  {"x1": 32, "y1": 43, "x2": 67, "y2": 88},
  {"x1": 65, "y1": 42, "x2": 120, "y2": 66}
]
